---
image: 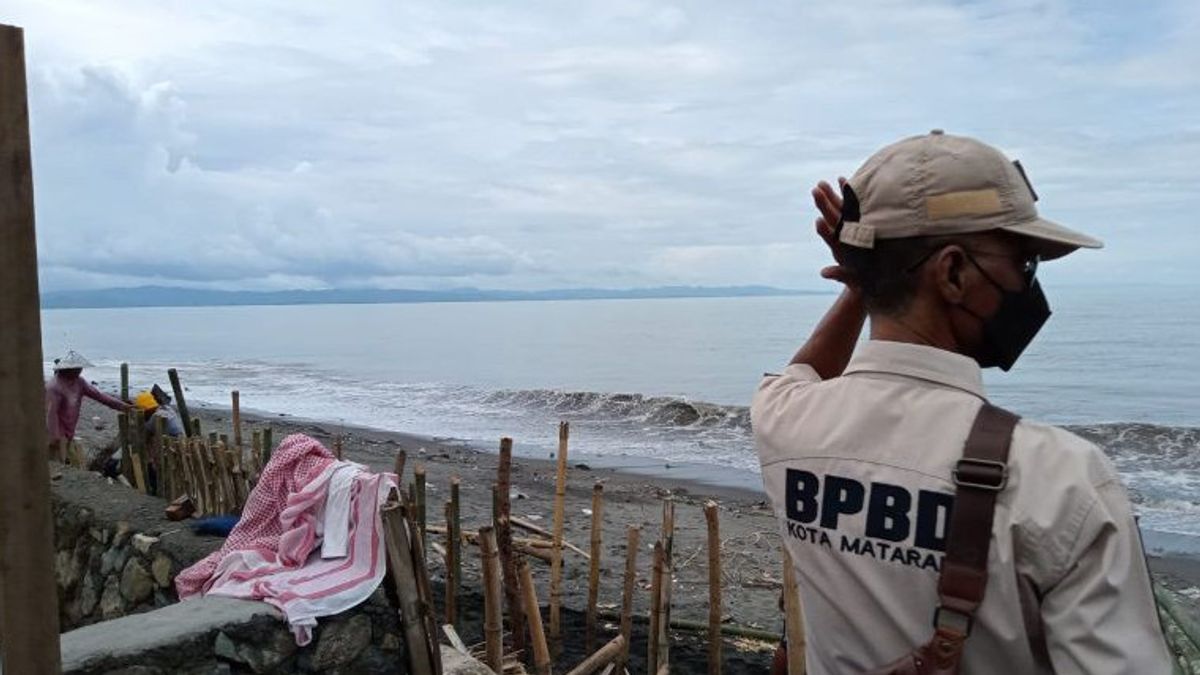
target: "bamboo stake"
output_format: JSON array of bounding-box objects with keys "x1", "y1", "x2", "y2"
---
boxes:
[
  {"x1": 251, "y1": 429, "x2": 263, "y2": 482},
  {"x1": 657, "y1": 499, "x2": 675, "y2": 671},
  {"x1": 190, "y1": 438, "x2": 210, "y2": 516},
  {"x1": 334, "y1": 434, "x2": 343, "y2": 460},
  {"x1": 382, "y1": 501, "x2": 436, "y2": 675},
  {"x1": 449, "y1": 477, "x2": 462, "y2": 628},
  {"x1": 479, "y1": 526, "x2": 505, "y2": 674},
  {"x1": 566, "y1": 635, "x2": 626, "y2": 675},
  {"x1": 406, "y1": 505, "x2": 444, "y2": 675},
  {"x1": 586, "y1": 483, "x2": 605, "y2": 653},
  {"x1": 782, "y1": 550, "x2": 806, "y2": 675},
  {"x1": 704, "y1": 501, "x2": 722, "y2": 675},
  {"x1": 519, "y1": 558, "x2": 552, "y2": 675},
  {"x1": 231, "y1": 390, "x2": 242, "y2": 447},
  {"x1": 131, "y1": 409, "x2": 148, "y2": 493},
  {"x1": 618, "y1": 526, "x2": 640, "y2": 673},
  {"x1": 217, "y1": 440, "x2": 237, "y2": 514},
  {"x1": 444, "y1": 501, "x2": 457, "y2": 627},
  {"x1": 648, "y1": 541, "x2": 665, "y2": 675},
  {"x1": 180, "y1": 439, "x2": 200, "y2": 514},
  {"x1": 120, "y1": 362, "x2": 129, "y2": 402},
  {"x1": 497, "y1": 437, "x2": 527, "y2": 654},
  {"x1": 414, "y1": 464, "x2": 427, "y2": 544},
  {"x1": 191, "y1": 417, "x2": 201, "y2": 437},
  {"x1": 167, "y1": 368, "x2": 193, "y2": 437},
  {"x1": 117, "y1": 412, "x2": 132, "y2": 482},
  {"x1": 394, "y1": 448, "x2": 407, "y2": 482},
  {"x1": 153, "y1": 414, "x2": 167, "y2": 497},
  {"x1": 549, "y1": 421, "x2": 570, "y2": 648},
  {"x1": 262, "y1": 427, "x2": 273, "y2": 462}
]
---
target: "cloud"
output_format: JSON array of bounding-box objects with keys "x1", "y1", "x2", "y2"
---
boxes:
[{"x1": 4, "y1": 0, "x2": 1198, "y2": 291}]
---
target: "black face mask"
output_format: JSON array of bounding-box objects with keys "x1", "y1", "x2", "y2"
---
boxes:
[{"x1": 958, "y1": 254, "x2": 1051, "y2": 372}]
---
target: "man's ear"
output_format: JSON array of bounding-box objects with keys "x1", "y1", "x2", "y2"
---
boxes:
[{"x1": 933, "y1": 245, "x2": 968, "y2": 304}]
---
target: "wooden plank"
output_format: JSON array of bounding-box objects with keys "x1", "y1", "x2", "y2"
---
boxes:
[{"x1": 0, "y1": 23, "x2": 62, "y2": 672}]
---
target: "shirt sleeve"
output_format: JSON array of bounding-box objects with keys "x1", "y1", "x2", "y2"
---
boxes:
[
  {"x1": 82, "y1": 380, "x2": 128, "y2": 412},
  {"x1": 1038, "y1": 479, "x2": 1173, "y2": 674}
]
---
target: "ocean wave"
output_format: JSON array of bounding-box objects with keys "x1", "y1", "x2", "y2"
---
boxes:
[{"x1": 477, "y1": 388, "x2": 752, "y2": 430}]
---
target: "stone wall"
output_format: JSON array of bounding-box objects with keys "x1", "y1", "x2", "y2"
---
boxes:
[{"x1": 52, "y1": 466, "x2": 224, "y2": 630}]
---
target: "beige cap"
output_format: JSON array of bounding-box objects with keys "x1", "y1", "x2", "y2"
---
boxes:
[{"x1": 839, "y1": 130, "x2": 1102, "y2": 260}]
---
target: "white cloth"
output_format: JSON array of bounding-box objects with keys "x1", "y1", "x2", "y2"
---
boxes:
[
  {"x1": 321, "y1": 461, "x2": 364, "y2": 559},
  {"x1": 752, "y1": 340, "x2": 1172, "y2": 675}
]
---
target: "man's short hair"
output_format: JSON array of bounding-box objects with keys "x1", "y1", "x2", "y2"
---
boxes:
[{"x1": 842, "y1": 235, "x2": 956, "y2": 316}]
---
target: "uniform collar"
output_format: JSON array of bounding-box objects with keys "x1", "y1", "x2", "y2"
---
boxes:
[{"x1": 844, "y1": 340, "x2": 986, "y2": 399}]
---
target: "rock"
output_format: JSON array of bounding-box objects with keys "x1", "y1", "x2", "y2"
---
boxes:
[
  {"x1": 152, "y1": 554, "x2": 173, "y2": 588},
  {"x1": 100, "y1": 574, "x2": 124, "y2": 619},
  {"x1": 79, "y1": 570, "x2": 100, "y2": 616},
  {"x1": 214, "y1": 628, "x2": 295, "y2": 673},
  {"x1": 311, "y1": 614, "x2": 371, "y2": 670},
  {"x1": 102, "y1": 545, "x2": 130, "y2": 576},
  {"x1": 133, "y1": 533, "x2": 159, "y2": 554},
  {"x1": 575, "y1": 463, "x2": 592, "y2": 471},
  {"x1": 113, "y1": 521, "x2": 133, "y2": 547},
  {"x1": 120, "y1": 559, "x2": 154, "y2": 604},
  {"x1": 56, "y1": 549, "x2": 78, "y2": 591},
  {"x1": 90, "y1": 527, "x2": 110, "y2": 544},
  {"x1": 380, "y1": 633, "x2": 401, "y2": 651},
  {"x1": 213, "y1": 632, "x2": 239, "y2": 662}
]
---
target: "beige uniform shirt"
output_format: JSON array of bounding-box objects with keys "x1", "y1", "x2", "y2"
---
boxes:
[{"x1": 752, "y1": 340, "x2": 1171, "y2": 675}]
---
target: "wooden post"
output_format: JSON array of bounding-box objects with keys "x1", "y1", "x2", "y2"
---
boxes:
[
  {"x1": 406, "y1": 505, "x2": 444, "y2": 675},
  {"x1": 382, "y1": 501, "x2": 436, "y2": 675},
  {"x1": 704, "y1": 501, "x2": 722, "y2": 675},
  {"x1": 519, "y1": 558, "x2": 552, "y2": 675},
  {"x1": 0, "y1": 23, "x2": 63, "y2": 671},
  {"x1": 414, "y1": 464, "x2": 427, "y2": 544},
  {"x1": 478, "y1": 526, "x2": 505, "y2": 674},
  {"x1": 168, "y1": 368, "x2": 193, "y2": 437},
  {"x1": 154, "y1": 415, "x2": 167, "y2": 497},
  {"x1": 782, "y1": 550, "x2": 806, "y2": 675},
  {"x1": 191, "y1": 417, "x2": 201, "y2": 438},
  {"x1": 549, "y1": 421, "x2": 569, "y2": 648},
  {"x1": 251, "y1": 429, "x2": 263, "y2": 481},
  {"x1": 648, "y1": 541, "x2": 665, "y2": 675},
  {"x1": 120, "y1": 362, "x2": 129, "y2": 402},
  {"x1": 618, "y1": 526, "x2": 641, "y2": 673},
  {"x1": 394, "y1": 448, "x2": 407, "y2": 481},
  {"x1": 231, "y1": 390, "x2": 242, "y2": 450},
  {"x1": 334, "y1": 434, "x2": 343, "y2": 460},
  {"x1": 444, "y1": 501, "x2": 457, "y2": 628},
  {"x1": 566, "y1": 635, "x2": 626, "y2": 675},
  {"x1": 497, "y1": 437, "x2": 526, "y2": 653},
  {"x1": 585, "y1": 482, "x2": 605, "y2": 652},
  {"x1": 447, "y1": 477, "x2": 462, "y2": 628}
]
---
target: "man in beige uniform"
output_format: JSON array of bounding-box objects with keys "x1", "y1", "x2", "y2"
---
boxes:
[{"x1": 753, "y1": 131, "x2": 1171, "y2": 674}]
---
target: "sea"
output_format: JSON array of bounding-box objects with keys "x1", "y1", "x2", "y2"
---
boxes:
[{"x1": 40, "y1": 285, "x2": 1200, "y2": 556}]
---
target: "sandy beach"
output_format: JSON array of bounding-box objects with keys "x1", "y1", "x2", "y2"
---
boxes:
[{"x1": 72, "y1": 396, "x2": 1200, "y2": 668}]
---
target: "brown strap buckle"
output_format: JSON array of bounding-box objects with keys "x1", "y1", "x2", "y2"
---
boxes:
[
  {"x1": 952, "y1": 458, "x2": 1007, "y2": 492},
  {"x1": 933, "y1": 605, "x2": 974, "y2": 636}
]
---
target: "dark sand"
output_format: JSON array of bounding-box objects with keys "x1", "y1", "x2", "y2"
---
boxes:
[{"x1": 73, "y1": 397, "x2": 1200, "y2": 668}]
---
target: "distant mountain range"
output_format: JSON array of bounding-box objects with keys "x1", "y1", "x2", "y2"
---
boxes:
[{"x1": 41, "y1": 285, "x2": 827, "y2": 309}]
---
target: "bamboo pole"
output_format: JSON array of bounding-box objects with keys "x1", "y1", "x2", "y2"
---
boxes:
[
  {"x1": 191, "y1": 417, "x2": 201, "y2": 438},
  {"x1": 131, "y1": 409, "x2": 148, "y2": 493},
  {"x1": 497, "y1": 437, "x2": 527, "y2": 653},
  {"x1": 586, "y1": 483, "x2": 605, "y2": 653},
  {"x1": 394, "y1": 448, "x2": 407, "y2": 482},
  {"x1": 120, "y1": 362, "x2": 129, "y2": 402},
  {"x1": 231, "y1": 390, "x2": 242, "y2": 450},
  {"x1": 334, "y1": 434, "x2": 343, "y2": 460},
  {"x1": 444, "y1": 501, "x2": 457, "y2": 627},
  {"x1": 153, "y1": 414, "x2": 167, "y2": 497},
  {"x1": 0, "y1": 23, "x2": 63, "y2": 671},
  {"x1": 251, "y1": 429, "x2": 263, "y2": 482},
  {"x1": 118, "y1": 411, "x2": 132, "y2": 482},
  {"x1": 618, "y1": 526, "x2": 641, "y2": 673},
  {"x1": 262, "y1": 427, "x2": 273, "y2": 462},
  {"x1": 782, "y1": 550, "x2": 806, "y2": 675},
  {"x1": 414, "y1": 464, "x2": 427, "y2": 544},
  {"x1": 704, "y1": 501, "x2": 722, "y2": 675},
  {"x1": 648, "y1": 541, "x2": 665, "y2": 675},
  {"x1": 382, "y1": 501, "x2": 436, "y2": 675},
  {"x1": 407, "y1": 505, "x2": 444, "y2": 675},
  {"x1": 549, "y1": 421, "x2": 570, "y2": 648},
  {"x1": 566, "y1": 635, "x2": 626, "y2": 675},
  {"x1": 594, "y1": 611, "x2": 783, "y2": 643},
  {"x1": 168, "y1": 368, "x2": 193, "y2": 437},
  {"x1": 519, "y1": 558, "x2": 552, "y2": 675},
  {"x1": 656, "y1": 499, "x2": 675, "y2": 673},
  {"x1": 479, "y1": 526, "x2": 505, "y2": 674},
  {"x1": 448, "y1": 477, "x2": 462, "y2": 628}
]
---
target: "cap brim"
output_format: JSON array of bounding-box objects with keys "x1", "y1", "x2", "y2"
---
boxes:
[{"x1": 1002, "y1": 216, "x2": 1103, "y2": 261}]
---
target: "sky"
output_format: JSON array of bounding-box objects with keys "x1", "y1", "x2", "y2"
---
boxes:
[{"x1": 6, "y1": 0, "x2": 1199, "y2": 292}]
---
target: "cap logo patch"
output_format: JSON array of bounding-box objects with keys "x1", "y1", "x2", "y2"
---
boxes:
[{"x1": 926, "y1": 189, "x2": 1003, "y2": 220}]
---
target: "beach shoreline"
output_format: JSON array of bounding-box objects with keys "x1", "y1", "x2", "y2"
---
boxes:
[{"x1": 74, "y1": 397, "x2": 1200, "y2": 648}]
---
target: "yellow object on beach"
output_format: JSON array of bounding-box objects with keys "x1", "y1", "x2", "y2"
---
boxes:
[{"x1": 134, "y1": 391, "x2": 157, "y2": 412}]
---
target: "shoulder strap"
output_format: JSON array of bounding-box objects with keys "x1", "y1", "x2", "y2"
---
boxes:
[{"x1": 934, "y1": 403, "x2": 1019, "y2": 636}]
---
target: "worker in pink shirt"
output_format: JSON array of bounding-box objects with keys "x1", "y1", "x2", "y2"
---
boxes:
[{"x1": 45, "y1": 350, "x2": 132, "y2": 453}]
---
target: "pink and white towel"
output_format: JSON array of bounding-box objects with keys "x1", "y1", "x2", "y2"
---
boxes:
[{"x1": 175, "y1": 434, "x2": 397, "y2": 644}]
